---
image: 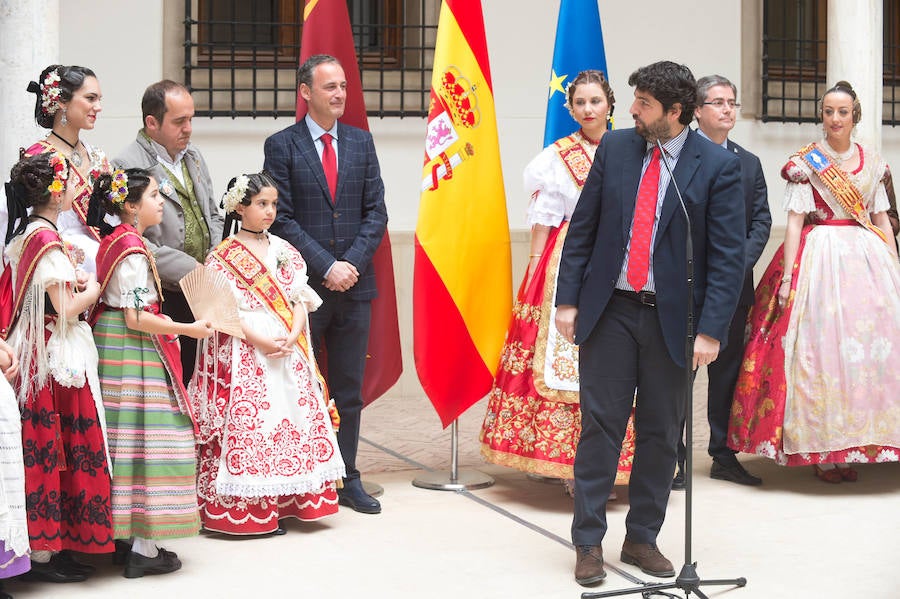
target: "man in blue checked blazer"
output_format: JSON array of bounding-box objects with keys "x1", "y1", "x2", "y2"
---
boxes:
[{"x1": 264, "y1": 54, "x2": 387, "y2": 515}]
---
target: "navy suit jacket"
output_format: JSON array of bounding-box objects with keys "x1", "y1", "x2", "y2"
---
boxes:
[
  {"x1": 556, "y1": 127, "x2": 745, "y2": 367},
  {"x1": 263, "y1": 119, "x2": 387, "y2": 300},
  {"x1": 726, "y1": 139, "x2": 771, "y2": 306}
]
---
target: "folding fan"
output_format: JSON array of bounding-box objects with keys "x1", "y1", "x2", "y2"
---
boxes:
[{"x1": 178, "y1": 265, "x2": 245, "y2": 339}]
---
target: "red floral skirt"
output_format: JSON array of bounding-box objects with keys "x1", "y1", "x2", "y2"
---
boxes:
[
  {"x1": 22, "y1": 377, "x2": 113, "y2": 552},
  {"x1": 196, "y1": 438, "x2": 339, "y2": 535},
  {"x1": 480, "y1": 224, "x2": 635, "y2": 483}
]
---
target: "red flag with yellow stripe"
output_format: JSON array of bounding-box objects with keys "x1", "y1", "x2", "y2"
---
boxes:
[
  {"x1": 296, "y1": 0, "x2": 403, "y2": 406},
  {"x1": 414, "y1": 0, "x2": 511, "y2": 428}
]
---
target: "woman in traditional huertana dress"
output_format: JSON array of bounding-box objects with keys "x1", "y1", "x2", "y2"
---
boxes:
[
  {"x1": 22, "y1": 64, "x2": 110, "y2": 274},
  {"x1": 0, "y1": 339, "x2": 30, "y2": 595},
  {"x1": 89, "y1": 168, "x2": 212, "y2": 577},
  {"x1": 728, "y1": 81, "x2": 900, "y2": 483},
  {"x1": 4, "y1": 151, "x2": 113, "y2": 583},
  {"x1": 189, "y1": 172, "x2": 345, "y2": 535},
  {"x1": 480, "y1": 70, "x2": 635, "y2": 495}
]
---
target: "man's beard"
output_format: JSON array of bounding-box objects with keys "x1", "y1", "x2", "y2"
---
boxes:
[{"x1": 635, "y1": 116, "x2": 671, "y2": 143}]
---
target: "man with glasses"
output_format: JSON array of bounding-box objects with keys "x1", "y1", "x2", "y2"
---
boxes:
[{"x1": 674, "y1": 75, "x2": 771, "y2": 489}]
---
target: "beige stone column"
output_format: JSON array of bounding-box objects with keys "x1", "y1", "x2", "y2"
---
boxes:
[
  {"x1": 827, "y1": 0, "x2": 882, "y2": 148},
  {"x1": 0, "y1": 0, "x2": 59, "y2": 254}
]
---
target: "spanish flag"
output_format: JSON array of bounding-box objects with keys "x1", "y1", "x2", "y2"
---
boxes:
[
  {"x1": 414, "y1": 0, "x2": 511, "y2": 428},
  {"x1": 297, "y1": 0, "x2": 403, "y2": 405}
]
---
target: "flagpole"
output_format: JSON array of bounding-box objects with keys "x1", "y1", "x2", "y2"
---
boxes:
[{"x1": 411, "y1": 420, "x2": 494, "y2": 491}]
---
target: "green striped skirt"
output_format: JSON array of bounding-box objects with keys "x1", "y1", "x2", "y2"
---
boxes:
[{"x1": 93, "y1": 309, "x2": 200, "y2": 540}]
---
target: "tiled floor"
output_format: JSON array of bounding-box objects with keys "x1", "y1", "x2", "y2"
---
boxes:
[{"x1": 5, "y1": 373, "x2": 900, "y2": 598}]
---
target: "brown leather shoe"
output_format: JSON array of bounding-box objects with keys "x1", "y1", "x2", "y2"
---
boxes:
[
  {"x1": 574, "y1": 545, "x2": 606, "y2": 586},
  {"x1": 621, "y1": 540, "x2": 675, "y2": 577}
]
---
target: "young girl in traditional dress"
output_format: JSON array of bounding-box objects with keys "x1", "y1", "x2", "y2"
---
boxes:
[
  {"x1": 87, "y1": 168, "x2": 211, "y2": 577},
  {"x1": 189, "y1": 172, "x2": 344, "y2": 535},
  {"x1": 4, "y1": 151, "x2": 113, "y2": 583},
  {"x1": 0, "y1": 339, "x2": 29, "y2": 595}
]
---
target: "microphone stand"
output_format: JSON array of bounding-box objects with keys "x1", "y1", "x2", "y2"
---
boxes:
[{"x1": 582, "y1": 139, "x2": 746, "y2": 598}]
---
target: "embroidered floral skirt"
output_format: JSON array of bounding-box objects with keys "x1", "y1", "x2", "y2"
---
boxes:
[
  {"x1": 480, "y1": 224, "x2": 635, "y2": 483},
  {"x1": 196, "y1": 438, "x2": 339, "y2": 535},
  {"x1": 21, "y1": 377, "x2": 113, "y2": 552},
  {"x1": 729, "y1": 225, "x2": 900, "y2": 465}
]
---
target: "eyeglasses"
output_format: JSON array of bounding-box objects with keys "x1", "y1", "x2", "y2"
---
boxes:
[{"x1": 702, "y1": 99, "x2": 741, "y2": 109}]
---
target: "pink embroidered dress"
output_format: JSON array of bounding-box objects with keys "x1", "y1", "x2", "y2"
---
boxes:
[{"x1": 729, "y1": 143, "x2": 900, "y2": 465}]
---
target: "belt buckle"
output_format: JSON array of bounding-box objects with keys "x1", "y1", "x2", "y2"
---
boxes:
[{"x1": 639, "y1": 292, "x2": 656, "y2": 307}]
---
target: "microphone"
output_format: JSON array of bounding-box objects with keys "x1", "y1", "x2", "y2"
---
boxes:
[{"x1": 655, "y1": 138, "x2": 695, "y2": 352}]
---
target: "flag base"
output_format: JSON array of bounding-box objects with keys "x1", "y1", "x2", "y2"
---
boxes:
[{"x1": 411, "y1": 469, "x2": 494, "y2": 491}]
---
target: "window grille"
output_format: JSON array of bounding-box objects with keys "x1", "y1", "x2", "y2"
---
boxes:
[
  {"x1": 183, "y1": 0, "x2": 437, "y2": 119},
  {"x1": 885, "y1": 0, "x2": 899, "y2": 125},
  {"x1": 762, "y1": 0, "x2": 900, "y2": 126}
]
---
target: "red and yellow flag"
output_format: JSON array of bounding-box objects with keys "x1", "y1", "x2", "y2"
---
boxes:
[
  {"x1": 297, "y1": 0, "x2": 403, "y2": 405},
  {"x1": 414, "y1": 0, "x2": 512, "y2": 428}
]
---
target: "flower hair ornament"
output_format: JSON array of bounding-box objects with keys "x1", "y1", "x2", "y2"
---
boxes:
[
  {"x1": 40, "y1": 69, "x2": 62, "y2": 116},
  {"x1": 222, "y1": 174, "x2": 250, "y2": 214},
  {"x1": 107, "y1": 169, "x2": 129, "y2": 208},
  {"x1": 47, "y1": 151, "x2": 70, "y2": 194}
]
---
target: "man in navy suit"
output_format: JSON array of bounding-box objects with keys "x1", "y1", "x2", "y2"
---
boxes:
[
  {"x1": 673, "y1": 75, "x2": 771, "y2": 489},
  {"x1": 555, "y1": 62, "x2": 745, "y2": 586},
  {"x1": 264, "y1": 54, "x2": 388, "y2": 514}
]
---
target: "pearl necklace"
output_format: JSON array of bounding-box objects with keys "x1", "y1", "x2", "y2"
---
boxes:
[{"x1": 821, "y1": 139, "x2": 854, "y2": 164}]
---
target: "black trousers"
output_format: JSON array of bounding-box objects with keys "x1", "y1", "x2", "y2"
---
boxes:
[
  {"x1": 309, "y1": 292, "x2": 371, "y2": 482},
  {"x1": 677, "y1": 303, "x2": 749, "y2": 465},
  {"x1": 572, "y1": 295, "x2": 686, "y2": 546},
  {"x1": 161, "y1": 289, "x2": 197, "y2": 386}
]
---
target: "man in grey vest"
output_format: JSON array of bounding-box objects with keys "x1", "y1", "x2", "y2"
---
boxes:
[{"x1": 114, "y1": 80, "x2": 224, "y2": 383}]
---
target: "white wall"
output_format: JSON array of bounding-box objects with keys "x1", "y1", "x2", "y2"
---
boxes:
[
  {"x1": 58, "y1": 0, "x2": 900, "y2": 401},
  {"x1": 61, "y1": 0, "x2": 900, "y2": 232}
]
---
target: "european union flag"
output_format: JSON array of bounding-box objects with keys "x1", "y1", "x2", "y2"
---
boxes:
[{"x1": 543, "y1": 0, "x2": 609, "y2": 147}]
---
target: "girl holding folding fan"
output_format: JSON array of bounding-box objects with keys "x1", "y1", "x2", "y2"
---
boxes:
[
  {"x1": 87, "y1": 168, "x2": 211, "y2": 578},
  {"x1": 188, "y1": 171, "x2": 344, "y2": 536}
]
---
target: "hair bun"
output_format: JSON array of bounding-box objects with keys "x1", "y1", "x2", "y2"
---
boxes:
[{"x1": 835, "y1": 80, "x2": 856, "y2": 96}]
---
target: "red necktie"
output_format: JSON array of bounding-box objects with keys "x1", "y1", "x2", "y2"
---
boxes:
[
  {"x1": 321, "y1": 133, "x2": 337, "y2": 201},
  {"x1": 626, "y1": 146, "x2": 662, "y2": 291}
]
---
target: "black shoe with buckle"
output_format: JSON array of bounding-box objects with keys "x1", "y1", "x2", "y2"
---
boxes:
[
  {"x1": 19, "y1": 557, "x2": 88, "y2": 583},
  {"x1": 123, "y1": 548, "x2": 182, "y2": 579}
]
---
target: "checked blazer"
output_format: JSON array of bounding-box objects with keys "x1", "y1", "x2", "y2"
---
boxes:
[{"x1": 264, "y1": 118, "x2": 387, "y2": 300}]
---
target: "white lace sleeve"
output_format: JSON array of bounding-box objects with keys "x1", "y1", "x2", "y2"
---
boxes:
[
  {"x1": 33, "y1": 248, "x2": 76, "y2": 288},
  {"x1": 781, "y1": 160, "x2": 816, "y2": 214},
  {"x1": 524, "y1": 146, "x2": 579, "y2": 227},
  {"x1": 872, "y1": 181, "x2": 890, "y2": 214},
  {"x1": 103, "y1": 253, "x2": 158, "y2": 309}
]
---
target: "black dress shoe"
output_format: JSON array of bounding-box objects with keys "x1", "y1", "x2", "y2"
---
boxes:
[
  {"x1": 113, "y1": 539, "x2": 132, "y2": 565},
  {"x1": 114, "y1": 539, "x2": 179, "y2": 565},
  {"x1": 671, "y1": 467, "x2": 686, "y2": 491},
  {"x1": 55, "y1": 551, "x2": 96, "y2": 576},
  {"x1": 123, "y1": 548, "x2": 182, "y2": 579},
  {"x1": 711, "y1": 456, "x2": 762, "y2": 486},
  {"x1": 269, "y1": 526, "x2": 287, "y2": 536},
  {"x1": 337, "y1": 479, "x2": 381, "y2": 514},
  {"x1": 19, "y1": 558, "x2": 88, "y2": 583}
]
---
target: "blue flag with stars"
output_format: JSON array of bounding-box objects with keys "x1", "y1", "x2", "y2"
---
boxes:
[{"x1": 543, "y1": 0, "x2": 609, "y2": 147}]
